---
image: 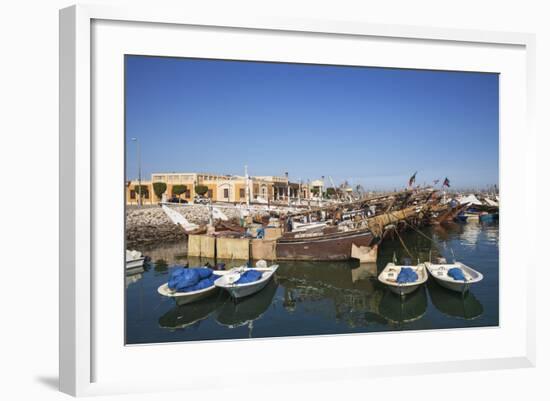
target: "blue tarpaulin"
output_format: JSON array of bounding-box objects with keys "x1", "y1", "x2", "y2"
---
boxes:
[
  {"x1": 396, "y1": 267, "x2": 418, "y2": 284},
  {"x1": 168, "y1": 267, "x2": 214, "y2": 292},
  {"x1": 235, "y1": 269, "x2": 263, "y2": 284},
  {"x1": 447, "y1": 267, "x2": 466, "y2": 281}
]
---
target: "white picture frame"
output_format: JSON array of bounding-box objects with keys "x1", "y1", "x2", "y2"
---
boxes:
[{"x1": 59, "y1": 4, "x2": 536, "y2": 397}]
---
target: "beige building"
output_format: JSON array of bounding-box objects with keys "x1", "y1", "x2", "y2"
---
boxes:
[{"x1": 126, "y1": 172, "x2": 314, "y2": 205}]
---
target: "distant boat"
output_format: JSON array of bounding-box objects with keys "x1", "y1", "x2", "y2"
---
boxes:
[
  {"x1": 479, "y1": 212, "x2": 499, "y2": 223},
  {"x1": 215, "y1": 262, "x2": 278, "y2": 299},
  {"x1": 425, "y1": 261, "x2": 483, "y2": 293},
  {"x1": 126, "y1": 249, "x2": 145, "y2": 270},
  {"x1": 454, "y1": 213, "x2": 468, "y2": 223},
  {"x1": 378, "y1": 262, "x2": 428, "y2": 296}
]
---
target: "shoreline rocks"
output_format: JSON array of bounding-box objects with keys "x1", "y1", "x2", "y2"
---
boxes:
[
  {"x1": 126, "y1": 205, "x2": 272, "y2": 248},
  {"x1": 126, "y1": 207, "x2": 185, "y2": 248}
]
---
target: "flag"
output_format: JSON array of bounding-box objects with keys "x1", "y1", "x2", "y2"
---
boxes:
[
  {"x1": 408, "y1": 171, "x2": 417, "y2": 187},
  {"x1": 443, "y1": 177, "x2": 450, "y2": 187},
  {"x1": 433, "y1": 179, "x2": 440, "y2": 185}
]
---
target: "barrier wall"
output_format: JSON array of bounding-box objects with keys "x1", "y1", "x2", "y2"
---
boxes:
[{"x1": 217, "y1": 237, "x2": 250, "y2": 260}]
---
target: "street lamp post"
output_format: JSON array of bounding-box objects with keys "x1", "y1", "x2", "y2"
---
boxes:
[
  {"x1": 131, "y1": 137, "x2": 142, "y2": 207},
  {"x1": 285, "y1": 172, "x2": 290, "y2": 206}
]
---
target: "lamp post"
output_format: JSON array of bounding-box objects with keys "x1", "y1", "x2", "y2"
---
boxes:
[
  {"x1": 131, "y1": 137, "x2": 142, "y2": 207},
  {"x1": 285, "y1": 171, "x2": 290, "y2": 206}
]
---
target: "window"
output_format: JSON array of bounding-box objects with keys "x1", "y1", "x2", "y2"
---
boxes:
[
  {"x1": 224, "y1": 188, "x2": 229, "y2": 199},
  {"x1": 207, "y1": 189, "x2": 213, "y2": 198},
  {"x1": 185, "y1": 190, "x2": 191, "y2": 199},
  {"x1": 130, "y1": 190, "x2": 136, "y2": 200},
  {"x1": 239, "y1": 188, "x2": 245, "y2": 198}
]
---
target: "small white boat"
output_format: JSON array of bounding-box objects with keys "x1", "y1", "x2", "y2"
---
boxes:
[
  {"x1": 126, "y1": 249, "x2": 145, "y2": 270},
  {"x1": 425, "y1": 261, "x2": 483, "y2": 293},
  {"x1": 378, "y1": 262, "x2": 428, "y2": 296},
  {"x1": 157, "y1": 270, "x2": 230, "y2": 306},
  {"x1": 215, "y1": 261, "x2": 278, "y2": 299}
]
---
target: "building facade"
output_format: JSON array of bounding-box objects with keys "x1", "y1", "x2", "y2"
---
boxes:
[{"x1": 126, "y1": 172, "x2": 318, "y2": 205}]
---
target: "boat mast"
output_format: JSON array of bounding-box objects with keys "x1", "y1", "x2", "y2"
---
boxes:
[{"x1": 245, "y1": 164, "x2": 250, "y2": 208}]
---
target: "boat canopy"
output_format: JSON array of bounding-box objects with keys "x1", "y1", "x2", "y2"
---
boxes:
[{"x1": 459, "y1": 194, "x2": 483, "y2": 206}]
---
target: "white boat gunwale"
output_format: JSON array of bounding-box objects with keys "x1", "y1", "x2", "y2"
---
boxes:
[
  {"x1": 215, "y1": 266, "x2": 279, "y2": 289},
  {"x1": 214, "y1": 265, "x2": 279, "y2": 299},
  {"x1": 425, "y1": 261, "x2": 483, "y2": 292},
  {"x1": 378, "y1": 262, "x2": 429, "y2": 295},
  {"x1": 157, "y1": 270, "x2": 231, "y2": 298}
]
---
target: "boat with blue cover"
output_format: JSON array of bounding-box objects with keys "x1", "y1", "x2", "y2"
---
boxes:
[
  {"x1": 425, "y1": 260, "x2": 483, "y2": 293},
  {"x1": 378, "y1": 262, "x2": 428, "y2": 296},
  {"x1": 215, "y1": 260, "x2": 279, "y2": 299},
  {"x1": 157, "y1": 266, "x2": 231, "y2": 305}
]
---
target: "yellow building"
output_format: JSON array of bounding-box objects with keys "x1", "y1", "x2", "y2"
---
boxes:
[{"x1": 125, "y1": 172, "x2": 310, "y2": 205}]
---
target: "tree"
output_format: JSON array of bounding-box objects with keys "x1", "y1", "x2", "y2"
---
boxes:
[
  {"x1": 326, "y1": 187, "x2": 336, "y2": 197},
  {"x1": 311, "y1": 187, "x2": 320, "y2": 196},
  {"x1": 195, "y1": 185, "x2": 208, "y2": 197},
  {"x1": 172, "y1": 184, "x2": 187, "y2": 199},
  {"x1": 134, "y1": 185, "x2": 149, "y2": 199},
  {"x1": 152, "y1": 182, "x2": 167, "y2": 200}
]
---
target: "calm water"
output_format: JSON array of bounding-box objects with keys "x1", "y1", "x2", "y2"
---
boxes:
[{"x1": 126, "y1": 221, "x2": 499, "y2": 344}]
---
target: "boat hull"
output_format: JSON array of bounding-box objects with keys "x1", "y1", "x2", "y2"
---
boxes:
[
  {"x1": 126, "y1": 257, "x2": 145, "y2": 270},
  {"x1": 276, "y1": 229, "x2": 374, "y2": 261},
  {"x1": 479, "y1": 213, "x2": 498, "y2": 223},
  {"x1": 157, "y1": 271, "x2": 231, "y2": 305},
  {"x1": 215, "y1": 266, "x2": 279, "y2": 299},
  {"x1": 175, "y1": 287, "x2": 220, "y2": 305},
  {"x1": 425, "y1": 262, "x2": 483, "y2": 294},
  {"x1": 224, "y1": 278, "x2": 271, "y2": 299},
  {"x1": 378, "y1": 263, "x2": 429, "y2": 297},
  {"x1": 386, "y1": 283, "x2": 423, "y2": 296}
]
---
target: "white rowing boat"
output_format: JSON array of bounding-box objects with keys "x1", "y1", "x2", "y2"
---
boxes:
[
  {"x1": 157, "y1": 270, "x2": 231, "y2": 305},
  {"x1": 126, "y1": 249, "x2": 145, "y2": 270},
  {"x1": 378, "y1": 262, "x2": 428, "y2": 296},
  {"x1": 425, "y1": 261, "x2": 483, "y2": 293},
  {"x1": 215, "y1": 261, "x2": 279, "y2": 299}
]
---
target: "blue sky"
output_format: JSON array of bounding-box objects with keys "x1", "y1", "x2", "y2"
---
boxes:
[{"x1": 125, "y1": 56, "x2": 498, "y2": 190}]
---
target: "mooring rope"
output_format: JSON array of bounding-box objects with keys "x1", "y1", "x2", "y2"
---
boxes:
[{"x1": 394, "y1": 227, "x2": 414, "y2": 260}]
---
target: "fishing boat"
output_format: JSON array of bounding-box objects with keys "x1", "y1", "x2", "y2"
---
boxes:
[
  {"x1": 215, "y1": 261, "x2": 278, "y2": 299},
  {"x1": 454, "y1": 212, "x2": 468, "y2": 223},
  {"x1": 378, "y1": 262, "x2": 428, "y2": 296},
  {"x1": 157, "y1": 269, "x2": 231, "y2": 305},
  {"x1": 126, "y1": 249, "x2": 145, "y2": 270},
  {"x1": 479, "y1": 211, "x2": 499, "y2": 223},
  {"x1": 425, "y1": 260, "x2": 483, "y2": 293},
  {"x1": 276, "y1": 227, "x2": 374, "y2": 261}
]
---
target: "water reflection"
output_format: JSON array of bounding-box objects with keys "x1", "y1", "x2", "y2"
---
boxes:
[
  {"x1": 216, "y1": 280, "x2": 278, "y2": 330},
  {"x1": 126, "y1": 220, "x2": 498, "y2": 343},
  {"x1": 427, "y1": 280, "x2": 483, "y2": 320},
  {"x1": 159, "y1": 296, "x2": 226, "y2": 330},
  {"x1": 379, "y1": 287, "x2": 427, "y2": 325},
  {"x1": 125, "y1": 269, "x2": 143, "y2": 288}
]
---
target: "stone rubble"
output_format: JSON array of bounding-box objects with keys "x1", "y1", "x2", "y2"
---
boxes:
[{"x1": 125, "y1": 205, "x2": 268, "y2": 247}]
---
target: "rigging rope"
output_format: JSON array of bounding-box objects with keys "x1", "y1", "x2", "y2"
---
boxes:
[{"x1": 394, "y1": 227, "x2": 414, "y2": 260}]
